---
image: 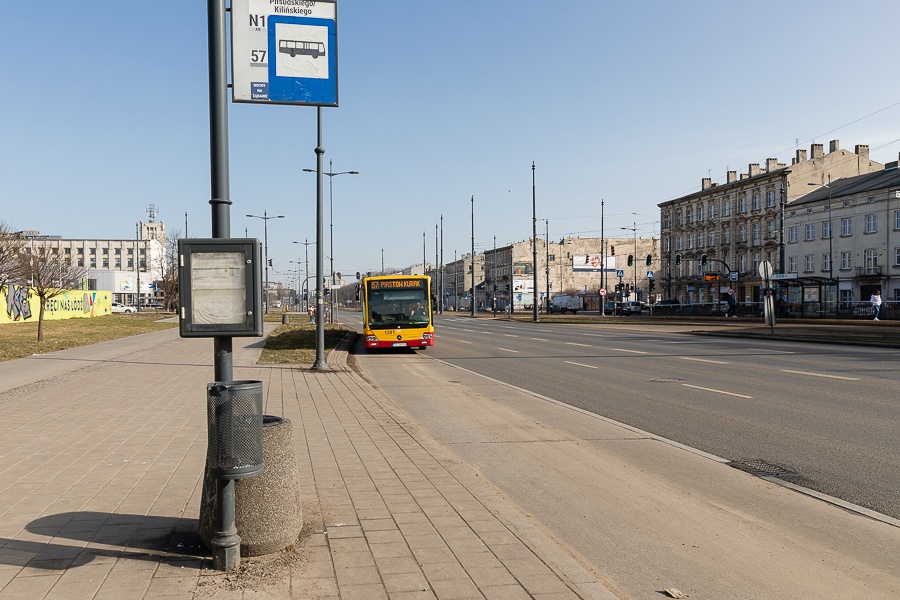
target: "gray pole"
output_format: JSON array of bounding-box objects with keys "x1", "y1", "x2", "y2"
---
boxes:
[
  {"x1": 532, "y1": 162, "x2": 538, "y2": 322},
  {"x1": 185, "y1": 211, "x2": 189, "y2": 238},
  {"x1": 471, "y1": 195, "x2": 476, "y2": 318},
  {"x1": 439, "y1": 215, "x2": 444, "y2": 314},
  {"x1": 135, "y1": 222, "x2": 141, "y2": 311},
  {"x1": 207, "y1": 0, "x2": 238, "y2": 571},
  {"x1": 601, "y1": 199, "x2": 605, "y2": 296},
  {"x1": 545, "y1": 220, "x2": 550, "y2": 313},
  {"x1": 313, "y1": 107, "x2": 328, "y2": 370}
]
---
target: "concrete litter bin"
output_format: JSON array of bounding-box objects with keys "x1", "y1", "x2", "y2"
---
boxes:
[{"x1": 200, "y1": 415, "x2": 302, "y2": 556}]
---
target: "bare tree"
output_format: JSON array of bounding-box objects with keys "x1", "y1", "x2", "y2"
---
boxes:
[
  {"x1": 153, "y1": 228, "x2": 180, "y2": 311},
  {"x1": 0, "y1": 221, "x2": 24, "y2": 292},
  {"x1": 17, "y1": 243, "x2": 91, "y2": 342}
]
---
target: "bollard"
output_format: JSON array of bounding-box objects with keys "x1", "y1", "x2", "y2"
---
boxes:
[{"x1": 282, "y1": 313, "x2": 290, "y2": 325}]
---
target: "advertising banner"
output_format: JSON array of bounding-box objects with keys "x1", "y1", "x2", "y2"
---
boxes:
[
  {"x1": 573, "y1": 255, "x2": 616, "y2": 272},
  {"x1": 1, "y1": 285, "x2": 112, "y2": 325}
]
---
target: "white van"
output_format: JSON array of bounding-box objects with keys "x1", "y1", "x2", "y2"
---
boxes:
[{"x1": 549, "y1": 295, "x2": 584, "y2": 314}]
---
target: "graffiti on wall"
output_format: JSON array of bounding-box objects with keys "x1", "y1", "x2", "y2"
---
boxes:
[
  {"x1": 1, "y1": 285, "x2": 112, "y2": 325},
  {"x1": 6, "y1": 285, "x2": 33, "y2": 321}
]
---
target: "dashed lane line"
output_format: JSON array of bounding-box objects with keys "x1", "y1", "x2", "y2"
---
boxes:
[
  {"x1": 781, "y1": 369, "x2": 860, "y2": 381},
  {"x1": 682, "y1": 384, "x2": 753, "y2": 399}
]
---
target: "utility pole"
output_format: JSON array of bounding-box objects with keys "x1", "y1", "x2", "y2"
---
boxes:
[{"x1": 532, "y1": 162, "x2": 538, "y2": 322}]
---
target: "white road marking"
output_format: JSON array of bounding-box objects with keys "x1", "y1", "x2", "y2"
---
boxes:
[
  {"x1": 566, "y1": 342, "x2": 592, "y2": 347},
  {"x1": 530, "y1": 338, "x2": 549, "y2": 342},
  {"x1": 498, "y1": 347, "x2": 519, "y2": 353},
  {"x1": 682, "y1": 384, "x2": 753, "y2": 399},
  {"x1": 564, "y1": 361, "x2": 598, "y2": 369},
  {"x1": 613, "y1": 348, "x2": 649, "y2": 354},
  {"x1": 781, "y1": 369, "x2": 860, "y2": 381},
  {"x1": 680, "y1": 356, "x2": 729, "y2": 365}
]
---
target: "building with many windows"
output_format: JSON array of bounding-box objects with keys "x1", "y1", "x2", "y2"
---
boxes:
[
  {"x1": 659, "y1": 141, "x2": 883, "y2": 305},
  {"x1": 784, "y1": 162, "x2": 900, "y2": 311},
  {"x1": 436, "y1": 235, "x2": 659, "y2": 312},
  {"x1": 16, "y1": 221, "x2": 167, "y2": 306}
]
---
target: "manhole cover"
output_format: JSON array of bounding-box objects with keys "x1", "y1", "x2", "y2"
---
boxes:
[
  {"x1": 729, "y1": 459, "x2": 795, "y2": 478},
  {"x1": 647, "y1": 377, "x2": 686, "y2": 383}
]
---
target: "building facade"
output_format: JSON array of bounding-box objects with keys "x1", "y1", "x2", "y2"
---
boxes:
[
  {"x1": 659, "y1": 141, "x2": 883, "y2": 304},
  {"x1": 784, "y1": 163, "x2": 900, "y2": 310},
  {"x1": 17, "y1": 227, "x2": 166, "y2": 306}
]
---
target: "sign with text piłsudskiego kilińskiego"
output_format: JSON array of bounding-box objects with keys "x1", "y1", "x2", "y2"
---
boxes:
[{"x1": 232, "y1": 0, "x2": 338, "y2": 106}]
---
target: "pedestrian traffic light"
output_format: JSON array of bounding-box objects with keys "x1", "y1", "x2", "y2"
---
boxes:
[
  {"x1": 627, "y1": 255, "x2": 634, "y2": 266},
  {"x1": 646, "y1": 254, "x2": 652, "y2": 266},
  {"x1": 675, "y1": 253, "x2": 682, "y2": 265},
  {"x1": 267, "y1": 259, "x2": 273, "y2": 267},
  {"x1": 610, "y1": 245, "x2": 615, "y2": 256},
  {"x1": 649, "y1": 281, "x2": 656, "y2": 292},
  {"x1": 701, "y1": 254, "x2": 708, "y2": 266}
]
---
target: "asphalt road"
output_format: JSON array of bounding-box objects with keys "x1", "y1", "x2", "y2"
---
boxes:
[
  {"x1": 346, "y1": 310, "x2": 900, "y2": 521},
  {"x1": 343, "y1": 309, "x2": 900, "y2": 598}
]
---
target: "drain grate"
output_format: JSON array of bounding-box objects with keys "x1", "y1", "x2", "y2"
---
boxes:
[{"x1": 729, "y1": 459, "x2": 796, "y2": 478}]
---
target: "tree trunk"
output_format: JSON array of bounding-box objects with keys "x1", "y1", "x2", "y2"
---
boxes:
[{"x1": 37, "y1": 297, "x2": 46, "y2": 342}]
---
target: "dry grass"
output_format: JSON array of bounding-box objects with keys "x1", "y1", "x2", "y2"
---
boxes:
[
  {"x1": 0, "y1": 313, "x2": 178, "y2": 362},
  {"x1": 257, "y1": 322, "x2": 352, "y2": 365}
]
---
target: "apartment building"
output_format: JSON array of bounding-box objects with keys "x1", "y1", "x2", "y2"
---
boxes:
[
  {"x1": 659, "y1": 141, "x2": 883, "y2": 304},
  {"x1": 785, "y1": 163, "x2": 900, "y2": 307}
]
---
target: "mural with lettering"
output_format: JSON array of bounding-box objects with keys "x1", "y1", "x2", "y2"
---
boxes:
[{"x1": 0, "y1": 286, "x2": 113, "y2": 325}]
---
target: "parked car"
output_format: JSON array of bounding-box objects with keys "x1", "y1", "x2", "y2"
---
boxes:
[
  {"x1": 626, "y1": 301, "x2": 643, "y2": 314},
  {"x1": 111, "y1": 302, "x2": 136, "y2": 314},
  {"x1": 603, "y1": 301, "x2": 631, "y2": 316}
]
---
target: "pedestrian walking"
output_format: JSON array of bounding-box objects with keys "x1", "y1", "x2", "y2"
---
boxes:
[
  {"x1": 726, "y1": 289, "x2": 738, "y2": 318},
  {"x1": 871, "y1": 290, "x2": 882, "y2": 321},
  {"x1": 308, "y1": 305, "x2": 315, "y2": 323}
]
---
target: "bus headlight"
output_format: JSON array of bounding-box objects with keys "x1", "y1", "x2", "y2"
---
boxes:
[
  {"x1": 422, "y1": 333, "x2": 433, "y2": 340},
  {"x1": 365, "y1": 335, "x2": 377, "y2": 343}
]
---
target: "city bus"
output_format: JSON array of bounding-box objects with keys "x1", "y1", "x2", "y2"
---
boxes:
[{"x1": 361, "y1": 275, "x2": 434, "y2": 350}]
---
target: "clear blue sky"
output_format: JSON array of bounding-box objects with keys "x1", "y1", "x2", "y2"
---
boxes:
[{"x1": 3, "y1": 1, "x2": 900, "y2": 284}]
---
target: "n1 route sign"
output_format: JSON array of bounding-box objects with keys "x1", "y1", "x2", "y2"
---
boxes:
[{"x1": 231, "y1": 0, "x2": 338, "y2": 106}]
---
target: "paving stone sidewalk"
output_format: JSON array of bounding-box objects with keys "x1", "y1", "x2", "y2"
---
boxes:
[{"x1": 0, "y1": 328, "x2": 615, "y2": 600}]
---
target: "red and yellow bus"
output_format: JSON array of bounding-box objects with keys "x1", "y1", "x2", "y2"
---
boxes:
[{"x1": 361, "y1": 275, "x2": 434, "y2": 349}]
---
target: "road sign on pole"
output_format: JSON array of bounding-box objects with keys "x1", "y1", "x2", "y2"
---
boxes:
[{"x1": 231, "y1": 0, "x2": 338, "y2": 106}]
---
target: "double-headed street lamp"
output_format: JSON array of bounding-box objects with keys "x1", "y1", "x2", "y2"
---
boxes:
[
  {"x1": 303, "y1": 160, "x2": 358, "y2": 323},
  {"x1": 293, "y1": 239, "x2": 315, "y2": 312},
  {"x1": 246, "y1": 210, "x2": 284, "y2": 314},
  {"x1": 621, "y1": 223, "x2": 637, "y2": 300}
]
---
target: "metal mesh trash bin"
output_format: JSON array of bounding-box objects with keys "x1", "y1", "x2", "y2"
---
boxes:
[{"x1": 206, "y1": 380, "x2": 263, "y2": 480}]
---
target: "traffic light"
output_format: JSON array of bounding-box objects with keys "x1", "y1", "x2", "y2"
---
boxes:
[
  {"x1": 267, "y1": 259, "x2": 273, "y2": 267},
  {"x1": 646, "y1": 254, "x2": 652, "y2": 266},
  {"x1": 701, "y1": 254, "x2": 708, "y2": 266},
  {"x1": 675, "y1": 253, "x2": 682, "y2": 265},
  {"x1": 627, "y1": 255, "x2": 634, "y2": 266},
  {"x1": 610, "y1": 245, "x2": 615, "y2": 256}
]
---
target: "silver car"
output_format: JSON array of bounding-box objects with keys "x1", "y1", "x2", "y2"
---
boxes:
[{"x1": 111, "y1": 302, "x2": 136, "y2": 314}]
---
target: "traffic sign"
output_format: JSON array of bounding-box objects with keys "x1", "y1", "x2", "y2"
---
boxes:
[
  {"x1": 599, "y1": 288, "x2": 607, "y2": 297},
  {"x1": 730, "y1": 271, "x2": 738, "y2": 281},
  {"x1": 231, "y1": 0, "x2": 338, "y2": 106},
  {"x1": 646, "y1": 270, "x2": 654, "y2": 279},
  {"x1": 616, "y1": 269, "x2": 624, "y2": 278}
]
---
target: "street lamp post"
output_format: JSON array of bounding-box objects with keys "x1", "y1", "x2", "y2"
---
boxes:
[
  {"x1": 293, "y1": 239, "x2": 314, "y2": 311},
  {"x1": 809, "y1": 174, "x2": 835, "y2": 313},
  {"x1": 303, "y1": 160, "x2": 358, "y2": 323},
  {"x1": 246, "y1": 210, "x2": 284, "y2": 314},
  {"x1": 621, "y1": 223, "x2": 637, "y2": 300},
  {"x1": 532, "y1": 162, "x2": 538, "y2": 322}
]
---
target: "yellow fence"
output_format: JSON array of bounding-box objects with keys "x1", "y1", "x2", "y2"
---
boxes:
[{"x1": 1, "y1": 285, "x2": 113, "y2": 325}]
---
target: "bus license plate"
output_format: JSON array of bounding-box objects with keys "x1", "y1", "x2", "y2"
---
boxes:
[{"x1": 392, "y1": 342, "x2": 407, "y2": 347}]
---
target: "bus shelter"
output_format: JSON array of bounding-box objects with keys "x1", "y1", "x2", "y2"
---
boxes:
[{"x1": 771, "y1": 276, "x2": 838, "y2": 319}]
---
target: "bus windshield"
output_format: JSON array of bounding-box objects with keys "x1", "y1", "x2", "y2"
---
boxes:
[{"x1": 366, "y1": 281, "x2": 431, "y2": 329}]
